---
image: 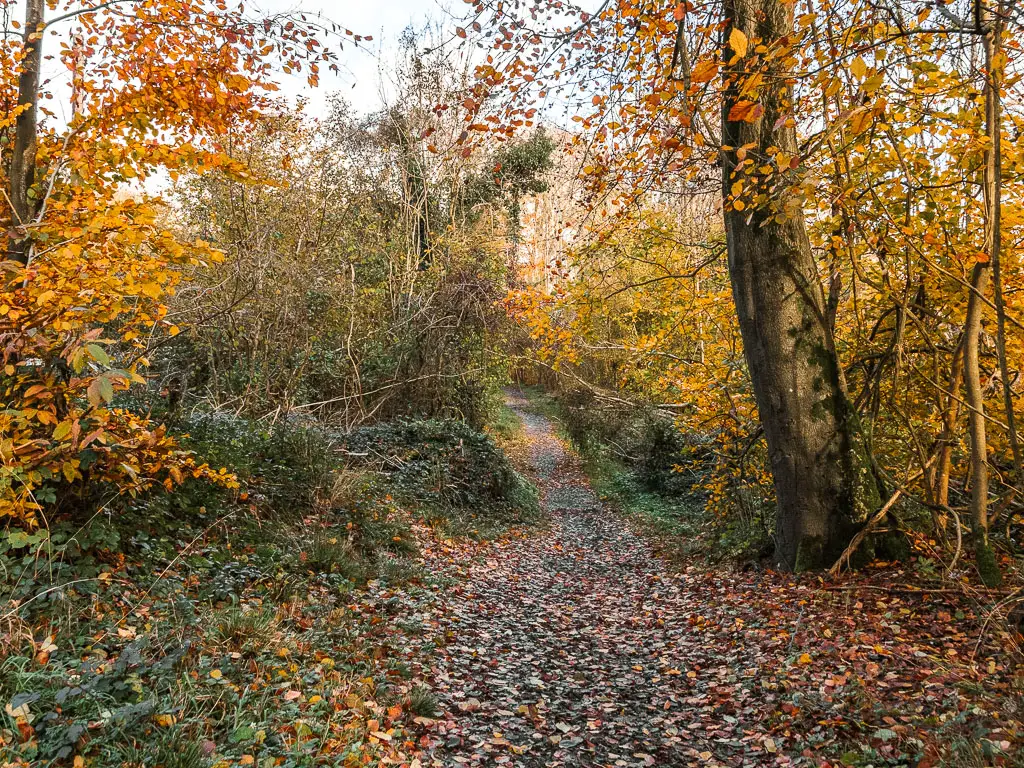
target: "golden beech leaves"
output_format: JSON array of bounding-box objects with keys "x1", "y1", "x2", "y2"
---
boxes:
[
  {"x1": 727, "y1": 100, "x2": 764, "y2": 123},
  {"x1": 728, "y1": 28, "x2": 749, "y2": 59},
  {"x1": 0, "y1": 0, "x2": 338, "y2": 522},
  {"x1": 474, "y1": 0, "x2": 1024, "y2": 525}
]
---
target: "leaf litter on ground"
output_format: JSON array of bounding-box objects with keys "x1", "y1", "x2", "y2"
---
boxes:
[{"x1": 412, "y1": 395, "x2": 1020, "y2": 768}]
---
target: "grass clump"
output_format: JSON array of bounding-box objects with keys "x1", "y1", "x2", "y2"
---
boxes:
[
  {"x1": 408, "y1": 684, "x2": 440, "y2": 717},
  {"x1": 212, "y1": 606, "x2": 277, "y2": 652},
  {"x1": 304, "y1": 531, "x2": 368, "y2": 582},
  {"x1": 109, "y1": 731, "x2": 210, "y2": 768}
]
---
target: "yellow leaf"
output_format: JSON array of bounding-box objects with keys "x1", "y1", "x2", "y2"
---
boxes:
[
  {"x1": 729, "y1": 27, "x2": 748, "y2": 58},
  {"x1": 140, "y1": 282, "x2": 162, "y2": 299},
  {"x1": 849, "y1": 109, "x2": 872, "y2": 134},
  {"x1": 209, "y1": 669, "x2": 223, "y2": 679},
  {"x1": 863, "y1": 73, "x2": 884, "y2": 93},
  {"x1": 690, "y1": 59, "x2": 718, "y2": 83},
  {"x1": 798, "y1": 653, "x2": 812, "y2": 665},
  {"x1": 850, "y1": 56, "x2": 867, "y2": 79}
]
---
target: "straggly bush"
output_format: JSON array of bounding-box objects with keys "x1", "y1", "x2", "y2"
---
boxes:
[
  {"x1": 557, "y1": 387, "x2": 712, "y2": 497},
  {"x1": 173, "y1": 414, "x2": 342, "y2": 517},
  {"x1": 343, "y1": 418, "x2": 540, "y2": 534}
]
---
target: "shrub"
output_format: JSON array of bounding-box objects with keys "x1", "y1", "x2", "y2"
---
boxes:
[
  {"x1": 176, "y1": 414, "x2": 340, "y2": 517},
  {"x1": 343, "y1": 419, "x2": 539, "y2": 529}
]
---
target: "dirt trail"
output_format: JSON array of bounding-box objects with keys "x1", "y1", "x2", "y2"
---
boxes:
[{"x1": 421, "y1": 393, "x2": 739, "y2": 767}]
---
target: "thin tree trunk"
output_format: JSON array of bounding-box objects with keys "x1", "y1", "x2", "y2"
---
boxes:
[
  {"x1": 968, "y1": 2, "x2": 1003, "y2": 586},
  {"x1": 721, "y1": 0, "x2": 881, "y2": 571},
  {"x1": 964, "y1": 260, "x2": 995, "y2": 582},
  {"x1": 7, "y1": 0, "x2": 45, "y2": 266},
  {"x1": 932, "y1": 339, "x2": 964, "y2": 512},
  {"x1": 988, "y1": 0, "x2": 1023, "y2": 506}
]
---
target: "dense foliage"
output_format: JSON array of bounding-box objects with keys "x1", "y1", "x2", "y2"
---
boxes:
[{"x1": 487, "y1": 0, "x2": 1024, "y2": 582}]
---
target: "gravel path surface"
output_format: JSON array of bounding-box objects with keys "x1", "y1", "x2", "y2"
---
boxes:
[{"x1": 412, "y1": 392, "x2": 1022, "y2": 768}]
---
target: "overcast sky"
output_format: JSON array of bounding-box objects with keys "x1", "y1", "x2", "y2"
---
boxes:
[{"x1": 256, "y1": 0, "x2": 455, "y2": 116}]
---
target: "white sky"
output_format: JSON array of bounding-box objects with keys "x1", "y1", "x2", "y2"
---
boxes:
[{"x1": 255, "y1": 0, "x2": 455, "y2": 116}]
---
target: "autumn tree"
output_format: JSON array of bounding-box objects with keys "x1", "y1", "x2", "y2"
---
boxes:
[
  {"x1": 718, "y1": 0, "x2": 880, "y2": 569},
  {"x1": 467, "y1": 0, "x2": 1024, "y2": 574},
  {"x1": 0, "y1": 0, "x2": 347, "y2": 518}
]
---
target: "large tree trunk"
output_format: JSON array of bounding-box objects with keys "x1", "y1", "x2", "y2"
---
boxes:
[
  {"x1": 721, "y1": 0, "x2": 880, "y2": 571},
  {"x1": 6, "y1": 0, "x2": 44, "y2": 265}
]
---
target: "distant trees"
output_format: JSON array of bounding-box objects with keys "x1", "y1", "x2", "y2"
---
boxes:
[{"x1": 169, "y1": 37, "x2": 556, "y2": 428}]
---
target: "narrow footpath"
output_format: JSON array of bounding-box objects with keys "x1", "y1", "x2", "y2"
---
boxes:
[
  {"x1": 412, "y1": 393, "x2": 1015, "y2": 768},
  {"x1": 421, "y1": 393, "x2": 770, "y2": 767}
]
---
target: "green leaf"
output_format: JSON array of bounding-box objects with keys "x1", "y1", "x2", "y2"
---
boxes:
[
  {"x1": 6, "y1": 530, "x2": 31, "y2": 548},
  {"x1": 98, "y1": 376, "x2": 115, "y2": 403},
  {"x1": 86, "y1": 343, "x2": 111, "y2": 367},
  {"x1": 88, "y1": 374, "x2": 115, "y2": 406}
]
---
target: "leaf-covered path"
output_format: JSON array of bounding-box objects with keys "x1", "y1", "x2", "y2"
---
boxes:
[
  {"x1": 421, "y1": 394, "x2": 758, "y2": 767},
  {"x1": 412, "y1": 394, "x2": 1019, "y2": 768}
]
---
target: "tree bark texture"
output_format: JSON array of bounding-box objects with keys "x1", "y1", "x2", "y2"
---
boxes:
[{"x1": 721, "y1": 0, "x2": 880, "y2": 571}]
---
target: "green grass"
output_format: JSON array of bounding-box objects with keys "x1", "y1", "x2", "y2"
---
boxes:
[
  {"x1": 485, "y1": 403, "x2": 526, "y2": 441},
  {"x1": 407, "y1": 684, "x2": 440, "y2": 718},
  {"x1": 577, "y1": 450, "x2": 712, "y2": 564}
]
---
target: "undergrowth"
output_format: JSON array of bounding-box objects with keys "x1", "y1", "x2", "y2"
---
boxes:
[
  {"x1": 522, "y1": 386, "x2": 771, "y2": 564},
  {"x1": 342, "y1": 418, "x2": 540, "y2": 539},
  {"x1": 1, "y1": 412, "x2": 538, "y2": 767}
]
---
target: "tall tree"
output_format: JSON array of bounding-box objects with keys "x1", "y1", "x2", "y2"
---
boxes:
[
  {"x1": 0, "y1": 0, "x2": 342, "y2": 519},
  {"x1": 720, "y1": 0, "x2": 880, "y2": 569},
  {"x1": 6, "y1": 0, "x2": 43, "y2": 265},
  {"x1": 968, "y1": 0, "x2": 1005, "y2": 586}
]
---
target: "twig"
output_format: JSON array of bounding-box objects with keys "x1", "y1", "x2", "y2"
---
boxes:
[
  {"x1": 829, "y1": 460, "x2": 934, "y2": 576},
  {"x1": 829, "y1": 488, "x2": 905, "y2": 576}
]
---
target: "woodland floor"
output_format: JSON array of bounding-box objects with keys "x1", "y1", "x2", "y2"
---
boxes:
[
  {"x1": 414, "y1": 393, "x2": 1020, "y2": 768},
  {"x1": 4, "y1": 393, "x2": 1016, "y2": 768}
]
